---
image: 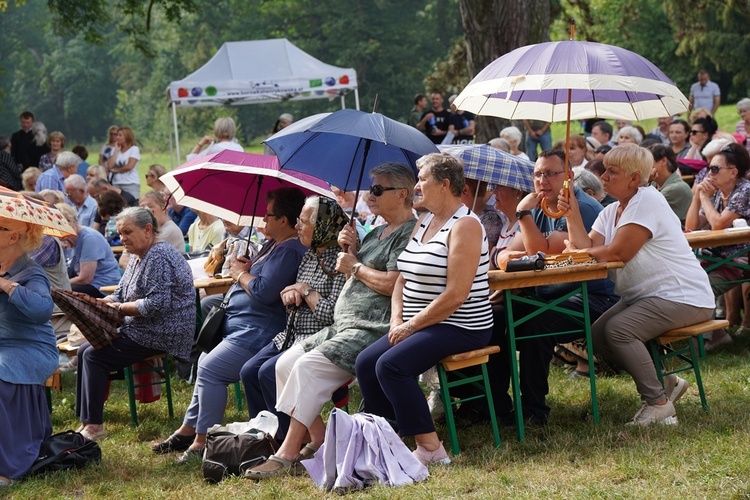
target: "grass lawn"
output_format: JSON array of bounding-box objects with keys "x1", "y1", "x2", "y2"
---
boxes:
[{"x1": 13, "y1": 330, "x2": 750, "y2": 498}]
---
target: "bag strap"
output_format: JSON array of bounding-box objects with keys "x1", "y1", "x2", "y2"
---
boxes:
[{"x1": 279, "y1": 306, "x2": 298, "y2": 351}]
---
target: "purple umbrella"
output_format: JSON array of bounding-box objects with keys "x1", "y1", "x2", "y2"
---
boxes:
[{"x1": 454, "y1": 23, "x2": 690, "y2": 217}]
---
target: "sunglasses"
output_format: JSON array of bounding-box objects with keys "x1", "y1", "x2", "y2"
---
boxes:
[
  {"x1": 369, "y1": 185, "x2": 400, "y2": 196},
  {"x1": 708, "y1": 165, "x2": 734, "y2": 174},
  {"x1": 690, "y1": 129, "x2": 706, "y2": 135}
]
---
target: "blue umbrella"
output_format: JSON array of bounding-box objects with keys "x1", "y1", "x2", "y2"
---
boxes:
[
  {"x1": 438, "y1": 144, "x2": 535, "y2": 194},
  {"x1": 265, "y1": 109, "x2": 439, "y2": 192}
]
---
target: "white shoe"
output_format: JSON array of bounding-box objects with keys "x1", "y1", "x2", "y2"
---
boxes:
[
  {"x1": 626, "y1": 400, "x2": 678, "y2": 426},
  {"x1": 663, "y1": 375, "x2": 688, "y2": 403}
]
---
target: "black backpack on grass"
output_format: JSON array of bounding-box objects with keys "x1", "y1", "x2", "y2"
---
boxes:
[{"x1": 26, "y1": 430, "x2": 102, "y2": 476}]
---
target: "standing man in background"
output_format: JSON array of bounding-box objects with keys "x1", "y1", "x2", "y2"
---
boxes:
[
  {"x1": 689, "y1": 70, "x2": 721, "y2": 117},
  {"x1": 418, "y1": 93, "x2": 451, "y2": 144},
  {"x1": 408, "y1": 94, "x2": 428, "y2": 128},
  {"x1": 11, "y1": 110, "x2": 35, "y2": 171},
  {"x1": 523, "y1": 119, "x2": 552, "y2": 162}
]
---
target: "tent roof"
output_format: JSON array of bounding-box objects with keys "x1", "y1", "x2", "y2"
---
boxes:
[{"x1": 168, "y1": 39, "x2": 358, "y2": 107}]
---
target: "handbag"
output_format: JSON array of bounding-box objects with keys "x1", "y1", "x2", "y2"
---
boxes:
[
  {"x1": 196, "y1": 286, "x2": 235, "y2": 353},
  {"x1": 202, "y1": 429, "x2": 278, "y2": 483},
  {"x1": 26, "y1": 430, "x2": 102, "y2": 476}
]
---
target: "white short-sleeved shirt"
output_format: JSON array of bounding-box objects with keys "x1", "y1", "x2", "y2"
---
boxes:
[
  {"x1": 591, "y1": 186, "x2": 714, "y2": 307},
  {"x1": 111, "y1": 145, "x2": 141, "y2": 186},
  {"x1": 689, "y1": 80, "x2": 720, "y2": 111}
]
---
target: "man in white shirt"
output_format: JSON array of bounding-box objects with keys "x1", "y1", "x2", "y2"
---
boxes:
[{"x1": 689, "y1": 70, "x2": 721, "y2": 116}]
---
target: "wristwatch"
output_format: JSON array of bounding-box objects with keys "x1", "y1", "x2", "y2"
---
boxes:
[
  {"x1": 351, "y1": 262, "x2": 363, "y2": 279},
  {"x1": 7, "y1": 282, "x2": 19, "y2": 294},
  {"x1": 303, "y1": 288, "x2": 314, "y2": 298},
  {"x1": 516, "y1": 210, "x2": 533, "y2": 220}
]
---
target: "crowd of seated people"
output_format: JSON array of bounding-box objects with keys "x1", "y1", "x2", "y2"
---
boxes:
[{"x1": 23, "y1": 109, "x2": 750, "y2": 485}]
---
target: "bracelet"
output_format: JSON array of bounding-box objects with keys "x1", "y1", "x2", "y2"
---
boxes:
[{"x1": 236, "y1": 271, "x2": 247, "y2": 284}]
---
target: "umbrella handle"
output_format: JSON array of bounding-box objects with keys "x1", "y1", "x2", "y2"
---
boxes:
[{"x1": 540, "y1": 180, "x2": 569, "y2": 219}]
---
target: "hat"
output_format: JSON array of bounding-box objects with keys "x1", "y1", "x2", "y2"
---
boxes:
[
  {"x1": 585, "y1": 137, "x2": 601, "y2": 150},
  {"x1": 279, "y1": 113, "x2": 294, "y2": 123}
]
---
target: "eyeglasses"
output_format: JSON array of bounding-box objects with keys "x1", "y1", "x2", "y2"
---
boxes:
[
  {"x1": 296, "y1": 217, "x2": 314, "y2": 226},
  {"x1": 369, "y1": 185, "x2": 400, "y2": 196},
  {"x1": 533, "y1": 170, "x2": 564, "y2": 180},
  {"x1": 265, "y1": 212, "x2": 280, "y2": 219},
  {"x1": 708, "y1": 165, "x2": 735, "y2": 174},
  {"x1": 690, "y1": 129, "x2": 706, "y2": 135},
  {"x1": 145, "y1": 174, "x2": 156, "y2": 178}
]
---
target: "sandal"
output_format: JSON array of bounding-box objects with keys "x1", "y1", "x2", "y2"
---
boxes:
[
  {"x1": 174, "y1": 447, "x2": 204, "y2": 465},
  {"x1": 151, "y1": 433, "x2": 195, "y2": 454},
  {"x1": 243, "y1": 455, "x2": 297, "y2": 480},
  {"x1": 298, "y1": 443, "x2": 319, "y2": 461},
  {"x1": 80, "y1": 427, "x2": 106, "y2": 441}
]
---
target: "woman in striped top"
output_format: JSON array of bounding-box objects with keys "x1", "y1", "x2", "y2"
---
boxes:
[{"x1": 356, "y1": 153, "x2": 493, "y2": 467}]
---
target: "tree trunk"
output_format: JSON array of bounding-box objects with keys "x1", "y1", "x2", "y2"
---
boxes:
[{"x1": 458, "y1": 0, "x2": 550, "y2": 143}]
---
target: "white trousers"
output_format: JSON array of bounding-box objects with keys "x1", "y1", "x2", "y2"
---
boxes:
[{"x1": 275, "y1": 345, "x2": 351, "y2": 428}]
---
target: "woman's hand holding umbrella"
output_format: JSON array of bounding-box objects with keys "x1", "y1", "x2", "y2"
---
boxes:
[{"x1": 229, "y1": 254, "x2": 252, "y2": 283}]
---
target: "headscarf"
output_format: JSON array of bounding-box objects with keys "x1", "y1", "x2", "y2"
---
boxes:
[{"x1": 310, "y1": 197, "x2": 349, "y2": 252}]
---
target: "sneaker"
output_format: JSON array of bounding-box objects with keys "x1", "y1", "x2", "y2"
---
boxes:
[
  {"x1": 663, "y1": 375, "x2": 688, "y2": 404},
  {"x1": 626, "y1": 400, "x2": 678, "y2": 426},
  {"x1": 412, "y1": 442, "x2": 451, "y2": 466}
]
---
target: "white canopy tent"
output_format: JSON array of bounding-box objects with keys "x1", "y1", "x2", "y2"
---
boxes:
[{"x1": 167, "y1": 38, "x2": 359, "y2": 164}]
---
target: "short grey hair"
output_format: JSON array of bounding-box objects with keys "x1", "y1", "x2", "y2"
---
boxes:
[
  {"x1": 370, "y1": 162, "x2": 416, "y2": 206},
  {"x1": 488, "y1": 137, "x2": 512, "y2": 152},
  {"x1": 116, "y1": 206, "x2": 160, "y2": 235},
  {"x1": 500, "y1": 126, "x2": 523, "y2": 146},
  {"x1": 56, "y1": 151, "x2": 82, "y2": 169},
  {"x1": 415, "y1": 152, "x2": 465, "y2": 197},
  {"x1": 303, "y1": 196, "x2": 320, "y2": 223},
  {"x1": 214, "y1": 117, "x2": 237, "y2": 140},
  {"x1": 574, "y1": 169, "x2": 604, "y2": 197},
  {"x1": 737, "y1": 98, "x2": 750, "y2": 112},
  {"x1": 617, "y1": 126, "x2": 643, "y2": 144},
  {"x1": 64, "y1": 174, "x2": 88, "y2": 191},
  {"x1": 31, "y1": 122, "x2": 48, "y2": 147}
]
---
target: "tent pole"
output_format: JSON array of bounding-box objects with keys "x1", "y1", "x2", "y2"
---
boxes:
[
  {"x1": 340, "y1": 94, "x2": 346, "y2": 110},
  {"x1": 168, "y1": 102, "x2": 174, "y2": 169},
  {"x1": 354, "y1": 89, "x2": 360, "y2": 111},
  {"x1": 172, "y1": 102, "x2": 181, "y2": 165}
]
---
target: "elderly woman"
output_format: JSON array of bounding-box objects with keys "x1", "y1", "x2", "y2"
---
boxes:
[
  {"x1": 86, "y1": 164, "x2": 108, "y2": 184},
  {"x1": 187, "y1": 117, "x2": 244, "y2": 160},
  {"x1": 355, "y1": 153, "x2": 493, "y2": 465},
  {"x1": 490, "y1": 182, "x2": 528, "y2": 262},
  {"x1": 38, "y1": 131, "x2": 65, "y2": 172},
  {"x1": 106, "y1": 126, "x2": 140, "y2": 201},
  {"x1": 245, "y1": 163, "x2": 416, "y2": 479},
  {"x1": 648, "y1": 144, "x2": 693, "y2": 225},
  {"x1": 0, "y1": 218, "x2": 57, "y2": 484},
  {"x1": 616, "y1": 126, "x2": 642, "y2": 146},
  {"x1": 144, "y1": 164, "x2": 168, "y2": 192},
  {"x1": 500, "y1": 126, "x2": 530, "y2": 161},
  {"x1": 75, "y1": 207, "x2": 195, "y2": 441},
  {"x1": 461, "y1": 177, "x2": 503, "y2": 248},
  {"x1": 235, "y1": 197, "x2": 348, "y2": 442},
  {"x1": 27, "y1": 123, "x2": 51, "y2": 170},
  {"x1": 736, "y1": 98, "x2": 750, "y2": 151},
  {"x1": 575, "y1": 169, "x2": 616, "y2": 207},
  {"x1": 21, "y1": 167, "x2": 42, "y2": 192},
  {"x1": 155, "y1": 188, "x2": 306, "y2": 463},
  {"x1": 56, "y1": 204, "x2": 121, "y2": 298},
  {"x1": 560, "y1": 144, "x2": 714, "y2": 425},
  {"x1": 685, "y1": 143, "x2": 750, "y2": 349}
]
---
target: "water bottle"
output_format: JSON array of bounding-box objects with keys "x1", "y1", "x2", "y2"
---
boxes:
[
  {"x1": 462, "y1": 117, "x2": 469, "y2": 129},
  {"x1": 428, "y1": 117, "x2": 436, "y2": 134},
  {"x1": 105, "y1": 217, "x2": 117, "y2": 240}
]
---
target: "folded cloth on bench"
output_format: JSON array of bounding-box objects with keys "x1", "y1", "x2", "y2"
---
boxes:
[{"x1": 50, "y1": 289, "x2": 124, "y2": 349}]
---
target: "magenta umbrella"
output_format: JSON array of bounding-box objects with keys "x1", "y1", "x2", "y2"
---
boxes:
[{"x1": 161, "y1": 150, "x2": 335, "y2": 228}]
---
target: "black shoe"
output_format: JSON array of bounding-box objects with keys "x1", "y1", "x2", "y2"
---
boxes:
[
  {"x1": 152, "y1": 433, "x2": 195, "y2": 454},
  {"x1": 500, "y1": 411, "x2": 548, "y2": 428},
  {"x1": 175, "y1": 447, "x2": 204, "y2": 464}
]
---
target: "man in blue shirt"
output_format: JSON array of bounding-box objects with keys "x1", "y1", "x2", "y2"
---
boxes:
[
  {"x1": 491, "y1": 149, "x2": 618, "y2": 426},
  {"x1": 64, "y1": 175, "x2": 98, "y2": 228},
  {"x1": 689, "y1": 69, "x2": 721, "y2": 117},
  {"x1": 164, "y1": 188, "x2": 197, "y2": 236},
  {"x1": 36, "y1": 151, "x2": 80, "y2": 199}
]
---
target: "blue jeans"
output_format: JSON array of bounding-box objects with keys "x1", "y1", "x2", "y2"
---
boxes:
[
  {"x1": 183, "y1": 339, "x2": 257, "y2": 434},
  {"x1": 239, "y1": 342, "x2": 290, "y2": 440},
  {"x1": 525, "y1": 129, "x2": 552, "y2": 162},
  {"x1": 356, "y1": 323, "x2": 491, "y2": 437}
]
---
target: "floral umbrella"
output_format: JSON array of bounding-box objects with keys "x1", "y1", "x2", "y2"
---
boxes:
[{"x1": 0, "y1": 186, "x2": 76, "y2": 237}]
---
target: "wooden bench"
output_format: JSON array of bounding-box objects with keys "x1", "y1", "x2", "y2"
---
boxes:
[
  {"x1": 437, "y1": 346, "x2": 502, "y2": 455},
  {"x1": 44, "y1": 368, "x2": 62, "y2": 412},
  {"x1": 648, "y1": 319, "x2": 729, "y2": 411}
]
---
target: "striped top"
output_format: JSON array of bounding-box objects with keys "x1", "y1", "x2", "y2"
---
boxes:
[{"x1": 398, "y1": 205, "x2": 493, "y2": 330}]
